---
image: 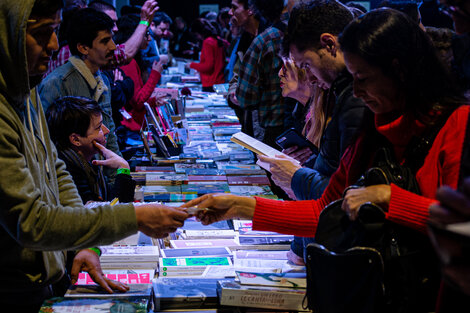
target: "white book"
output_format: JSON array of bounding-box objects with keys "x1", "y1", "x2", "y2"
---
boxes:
[
  {"x1": 99, "y1": 245, "x2": 159, "y2": 263},
  {"x1": 183, "y1": 229, "x2": 236, "y2": 239},
  {"x1": 170, "y1": 239, "x2": 239, "y2": 249},
  {"x1": 100, "y1": 262, "x2": 159, "y2": 270}
]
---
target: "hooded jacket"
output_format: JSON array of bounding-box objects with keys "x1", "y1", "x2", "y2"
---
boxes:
[{"x1": 0, "y1": 0, "x2": 137, "y2": 294}]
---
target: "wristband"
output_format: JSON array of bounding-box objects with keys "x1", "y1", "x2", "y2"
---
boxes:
[
  {"x1": 88, "y1": 247, "x2": 101, "y2": 257},
  {"x1": 117, "y1": 168, "x2": 130, "y2": 175},
  {"x1": 139, "y1": 20, "x2": 150, "y2": 27}
]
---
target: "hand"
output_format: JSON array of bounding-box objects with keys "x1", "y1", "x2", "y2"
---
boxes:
[
  {"x1": 70, "y1": 249, "x2": 129, "y2": 294},
  {"x1": 92, "y1": 141, "x2": 129, "y2": 169},
  {"x1": 152, "y1": 60, "x2": 164, "y2": 73},
  {"x1": 181, "y1": 193, "x2": 256, "y2": 225},
  {"x1": 135, "y1": 204, "x2": 189, "y2": 238},
  {"x1": 184, "y1": 63, "x2": 191, "y2": 70},
  {"x1": 342, "y1": 185, "x2": 391, "y2": 220},
  {"x1": 282, "y1": 146, "x2": 314, "y2": 165},
  {"x1": 258, "y1": 155, "x2": 301, "y2": 183},
  {"x1": 113, "y1": 69, "x2": 123, "y2": 82},
  {"x1": 159, "y1": 54, "x2": 169, "y2": 65},
  {"x1": 287, "y1": 249, "x2": 305, "y2": 266},
  {"x1": 229, "y1": 92, "x2": 239, "y2": 105},
  {"x1": 140, "y1": 0, "x2": 159, "y2": 23},
  {"x1": 281, "y1": 59, "x2": 312, "y2": 105},
  {"x1": 429, "y1": 178, "x2": 470, "y2": 225}
]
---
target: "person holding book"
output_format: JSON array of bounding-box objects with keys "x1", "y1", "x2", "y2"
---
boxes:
[
  {"x1": 0, "y1": 1, "x2": 188, "y2": 310},
  {"x1": 185, "y1": 8, "x2": 469, "y2": 312},
  {"x1": 46, "y1": 96, "x2": 135, "y2": 203}
]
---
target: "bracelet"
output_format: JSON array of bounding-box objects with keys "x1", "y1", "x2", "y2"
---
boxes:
[
  {"x1": 139, "y1": 20, "x2": 149, "y2": 27},
  {"x1": 117, "y1": 168, "x2": 131, "y2": 175},
  {"x1": 88, "y1": 247, "x2": 102, "y2": 257}
]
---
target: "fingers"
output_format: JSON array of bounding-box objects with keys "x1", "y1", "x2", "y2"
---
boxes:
[
  {"x1": 436, "y1": 185, "x2": 470, "y2": 218},
  {"x1": 69, "y1": 259, "x2": 83, "y2": 286},
  {"x1": 104, "y1": 277, "x2": 129, "y2": 293},
  {"x1": 93, "y1": 140, "x2": 106, "y2": 152},
  {"x1": 282, "y1": 146, "x2": 299, "y2": 155},
  {"x1": 88, "y1": 268, "x2": 113, "y2": 294},
  {"x1": 181, "y1": 194, "x2": 210, "y2": 208},
  {"x1": 257, "y1": 155, "x2": 279, "y2": 165}
]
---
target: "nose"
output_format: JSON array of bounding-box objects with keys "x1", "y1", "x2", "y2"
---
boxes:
[
  {"x1": 229, "y1": 8, "x2": 234, "y2": 16},
  {"x1": 113, "y1": 22, "x2": 118, "y2": 33},
  {"x1": 102, "y1": 124, "x2": 110, "y2": 136},
  {"x1": 47, "y1": 31, "x2": 59, "y2": 53},
  {"x1": 109, "y1": 39, "x2": 117, "y2": 51},
  {"x1": 352, "y1": 79, "x2": 364, "y2": 99}
]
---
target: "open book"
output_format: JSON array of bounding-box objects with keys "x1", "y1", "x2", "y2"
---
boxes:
[{"x1": 230, "y1": 132, "x2": 299, "y2": 171}]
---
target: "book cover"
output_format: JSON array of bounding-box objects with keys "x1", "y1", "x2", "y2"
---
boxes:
[
  {"x1": 227, "y1": 175, "x2": 271, "y2": 186},
  {"x1": 224, "y1": 169, "x2": 267, "y2": 176},
  {"x1": 135, "y1": 166, "x2": 176, "y2": 172},
  {"x1": 144, "y1": 193, "x2": 197, "y2": 202},
  {"x1": 39, "y1": 297, "x2": 149, "y2": 313},
  {"x1": 75, "y1": 270, "x2": 155, "y2": 285},
  {"x1": 235, "y1": 271, "x2": 307, "y2": 288},
  {"x1": 181, "y1": 218, "x2": 233, "y2": 230},
  {"x1": 99, "y1": 246, "x2": 159, "y2": 263},
  {"x1": 160, "y1": 247, "x2": 231, "y2": 258},
  {"x1": 188, "y1": 175, "x2": 227, "y2": 182},
  {"x1": 181, "y1": 183, "x2": 230, "y2": 195},
  {"x1": 184, "y1": 169, "x2": 226, "y2": 176},
  {"x1": 146, "y1": 173, "x2": 188, "y2": 186},
  {"x1": 229, "y1": 185, "x2": 274, "y2": 196},
  {"x1": 65, "y1": 283, "x2": 152, "y2": 299},
  {"x1": 238, "y1": 235, "x2": 294, "y2": 245},
  {"x1": 216, "y1": 163, "x2": 261, "y2": 170},
  {"x1": 159, "y1": 257, "x2": 232, "y2": 273},
  {"x1": 233, "y1": 250, "x2": 288, "y2": 260},
  {"x1": 217, "y1": 280, "x2": 306, "y2": 311},
  {"x1": 152, "y1": 278, "x2": 224, "y2": 310},
  {"x1": 170, "y1": 239, "x2": 239, "y2": 249},
  {"x1": 183, "y1": 229, "x2": 236, "y2": 239}
]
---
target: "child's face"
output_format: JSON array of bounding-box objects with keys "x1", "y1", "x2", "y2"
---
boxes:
[{"x1": 78, "y1": 113, "x2": 109, "y2": 160}]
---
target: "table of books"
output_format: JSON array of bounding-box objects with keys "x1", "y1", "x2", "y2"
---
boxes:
[{"x1": 39, "y1": 65, "x2": 311, "y2": 313}]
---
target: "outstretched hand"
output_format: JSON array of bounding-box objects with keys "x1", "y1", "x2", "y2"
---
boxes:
[
  {"x1": 70, "y1": 249, "x2": 129, "y2": 294},
  {"x1": 135, "y1": 203, "x2": 189, "y2": 238},
  {"x1": 140, "y1": 0, "x2": 159, "y2": 23},
  {"x1": 181, "y1": 194, "x2": 256, "y2": 225},
  {"x1": 92, "y1": 141, "x2": 129, "y2": 169}
]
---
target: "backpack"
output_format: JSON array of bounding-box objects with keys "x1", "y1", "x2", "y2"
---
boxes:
[{"x1": 305, "y1": 111, "x2": 456, "y2": 313}]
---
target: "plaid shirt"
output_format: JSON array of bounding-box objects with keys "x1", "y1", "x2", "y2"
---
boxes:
[
  {"x1": 44, "y1": 44, "x2": 127, "y2": 77},
  {"x1": 236, "y1": 25, "x2": 285, "y2": 128}
]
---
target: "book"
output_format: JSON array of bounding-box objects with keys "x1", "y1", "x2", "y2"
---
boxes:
[
  {"x1": 236, "y1": 271, "x2": 307, "y2": 289},
  {"x1": 181, "y1": 218, "x2": 233, "y2": 230},
  {"x1": 75, "y1": 270, "x2": 155, "y2": 285},
  {"x1": 188, "y1": 175, "x2": 227, "y2": 182},
  {"x1": 238, "y1": 235, "x2": 294, "y2": 245},
  {"x1": 39, "y1": 297, "x2": 150, "y2": 312},
  {"x1": 227, "y1": 175, "x2": 271, "y2": 186},
  {"x1": 153, "y1": 278, "x2": 223, "y2": 310},
  {"x1": 170, "y1": 239, "x2": 239, "y2": 249},
  {"x1": 182, "y1": 229, "x2": 236, "y2": 239},
  {"x1": 217, "y1": 280, "x2": 306, "y2": 311},
  {"x1": 181, "y1": 183, "x2": 230, "y2": 195},
  {"x1": 160, "y1": 247, "x2": 232, "y2": 258},
  {"x1": 233, "y1": 250, "x2": 288, "y2": 260},
  {"x1": 109, "y1": 232, "x2": 154, "y2": 246},
  {"x1": 229, "y1": 185, "x2": 274, "y2": 196},
  {"x1": 230, "y1": 132, "x2": 285, "y2": 158},
  {"x1": 99, "y1": 246, "x2": 159, "y2": 263},
  {"x1": 65, "y1": 283, "x2": 152, "y2": 299},
  {"x1": 135, "y1": 166, "x2": 176, "y2": 172},
  {"x1": 159, "y1": 257, "x2": 232, "y2": 275},
  {"x1": 146, "y1": 173, "x2": 188, "y2": 186}
]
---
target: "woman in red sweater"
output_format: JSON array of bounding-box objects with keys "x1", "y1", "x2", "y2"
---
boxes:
[
  {"x1": 115, "y1": 15, "x2": 167, "y2": 132},
  {"x1": 188, "y1": 18, "x2": 226, "y2": 92},
  {"x1": 184, "y1": 9, "x2": 469, "y2": 309}
]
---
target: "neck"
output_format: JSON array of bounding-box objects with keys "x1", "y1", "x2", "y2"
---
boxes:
[
  {"x1": 83, "y1": 58, "x2": 99, "y2": 75},
  {"x1": 245, "y1": 18, "x2": 259, "y2": 37}
]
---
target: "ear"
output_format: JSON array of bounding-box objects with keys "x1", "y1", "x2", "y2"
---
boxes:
[
  {"x1": 69, "y1": 133, "x2": 82, "y2": 147},
  {"x1": 319, "y1": 33, "x2": 338, "y2": 58},
  {"x1": 76, "y1": 43, "x2": 89, "y2": 56}
]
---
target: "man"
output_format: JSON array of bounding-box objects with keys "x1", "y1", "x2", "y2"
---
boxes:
[
  {"x1": 39, "y1": 8, "x2": 121, "y2": 156},
  {"x1": 260, "y1": 0, "x2": 372, "y2": 263},
  {"x1": 0, "y1": 1, "x2": 188, "y2": 311},
  {"x1": 45, "y1": 0, "x2": 158, "y2": 75},
  {"x1": 236, "y1": 0, "x2": 286, "y2": 147},
  {"x1": 141, "y1": 11, "x2": 172, "y2": 75}
]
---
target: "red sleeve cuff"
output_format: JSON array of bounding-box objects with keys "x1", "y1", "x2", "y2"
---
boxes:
[{"x1": 386, "y1": 184, "x2": 436, "y2": 233}]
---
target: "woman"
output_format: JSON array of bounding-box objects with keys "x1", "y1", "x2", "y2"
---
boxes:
[
  {"x1": 114, "y1": 14, "x2": 167, "y2": 133},
  {"x1": 185, "y1": 9, "x2": 469, "y2": 311},
  {"x1": 187, "y1": 18, "x2": 226, "y2": 92}
]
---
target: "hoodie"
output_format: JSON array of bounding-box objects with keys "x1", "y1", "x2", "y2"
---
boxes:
[{"x1": 0, "y1": 0, "x2": 137, "y2": 295}]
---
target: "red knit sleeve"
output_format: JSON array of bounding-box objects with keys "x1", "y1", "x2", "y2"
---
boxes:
[
  {"x1": 131, "y1": 69, "x2": 161, "y2": 111},
  {"x1": 190, "y1": 38, "x2": 216, "y2": 74},
  {"x1": 386, "y1": 184, "x2": 436, "y2": 233}
]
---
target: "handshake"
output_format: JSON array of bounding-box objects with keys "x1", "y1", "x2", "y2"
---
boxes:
[{"x1": 133, "y1": 193, "x2": 257, "y2": 238}]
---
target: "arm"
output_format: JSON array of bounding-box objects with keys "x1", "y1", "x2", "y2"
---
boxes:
[
  {"x1": 123, "y1": 0, "x2": 159, "y2": 60},
  {"x1": 130, "y1": 66, "x2": 161, "y2": 111},
  {"x1": 190, "y1": 39, "x2": 216, "y2": 74}
]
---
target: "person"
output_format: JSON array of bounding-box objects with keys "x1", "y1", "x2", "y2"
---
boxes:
[
  {"x1": 114, "y1": 14, "x2": 167, "y2": 144},
  {"x1": 171, "y1": 16, "x2": 197, "y2": 59},
  {"x1": 0, "y1": 1, "x2": 188, "y2": 311},
  {"x1": 39, "y1": 8, "x2": 122, "y2": 159},
  {"x1": 236, "y1": 0, "x2": 286, "y2": 147},
  {"x1": 185, "y1": 8, "x2": 469, "y2": 312},
  {"x1": 187, "y1": 18, "x2": 227, "y2": 92},
  {"x1": 140, "y1": 11, "x2": 172, "y2": 75},
  {"x1": 46, "y1": 96, "x2": 135, "y2": 203},
  {"x1": 45, "y1": 0, "x2": 159, "y2": 76}
]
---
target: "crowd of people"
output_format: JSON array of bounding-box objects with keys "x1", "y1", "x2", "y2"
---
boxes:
[{"x1": 0, "y1": 0, "x2": 469, "y2": 312}]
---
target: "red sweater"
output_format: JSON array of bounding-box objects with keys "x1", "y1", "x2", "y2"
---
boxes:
[
  {"x1": 120, "y1": 59, "x2": 161, "y2": 131},
  {"x1": 190, "y1": 37, "x2": 225, "y2": 88},
  {"x1": 253, "y1": 105, "x2": 470, "y2": 236}
]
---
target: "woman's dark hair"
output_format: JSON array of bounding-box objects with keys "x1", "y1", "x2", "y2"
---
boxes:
[
  {"x1": 339, "y1": 8, "x2": 463, "y2": 124},
  {"x1": 46, "y1": 96, "x2": 103, "y2": 150}
]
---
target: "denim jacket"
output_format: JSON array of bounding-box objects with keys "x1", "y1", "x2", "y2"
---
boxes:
[{"x1": 38, "y1": 57, "x2": 120, "y2": 157}]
